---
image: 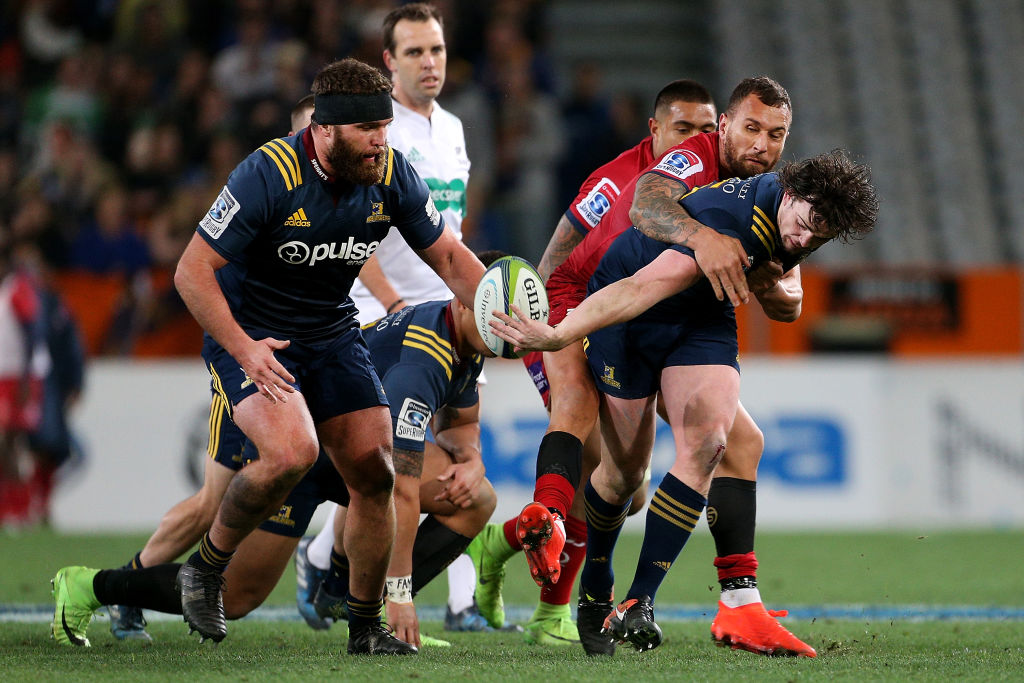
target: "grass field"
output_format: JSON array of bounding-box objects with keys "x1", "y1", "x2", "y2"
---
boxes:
[{"x1": 2, "y1": 528, "x2": 1023, "y2": 681}]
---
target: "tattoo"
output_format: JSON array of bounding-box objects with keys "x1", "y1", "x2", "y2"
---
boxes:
[
  {"x1": 432, "y1": 405, "x2": 459, "y2": 434},
  {"x1": 538, "y1": 216, "x2": 584, "y2": 282},
  {"x1": 393, "y1": 447, "x2": 424, "y2": 479},
  {"x1": 631, "y1": 174, "x2": 706, "y2": 247}
]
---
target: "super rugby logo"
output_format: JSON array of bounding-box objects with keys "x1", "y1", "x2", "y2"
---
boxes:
[
  {"x1": 396, "y1": 398, "x2": 431, "y2": 442},
  {"x1": 653, "y1": 149, "x2": 704, "y2": 182},
  {"x1": 277, "y1": 237, "x2": 380, "y2": 266},
  {"x1": 575, "y1": 177, "x2": 620, "y2": 228},
  {"x1": 200, "y1": 186, "x2": 241, "y2": 239}
]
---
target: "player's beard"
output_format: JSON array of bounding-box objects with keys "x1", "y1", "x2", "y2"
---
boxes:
[
  {"x1": 326, "y1": 136, "x2": 387, "y2": 186},
  {"x1": 721, "y1": 133, "x2": 773, "y2": 178}
]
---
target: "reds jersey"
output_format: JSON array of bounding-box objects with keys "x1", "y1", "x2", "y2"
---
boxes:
[
  {"x1": 349, "y1": 99, "x2": 471, "y2": 324},
  {"x1": 552, "y1": 132, "x2": 722, "y2": 299},
  {"x1": 197, "y1": 126, "x2": 444, "y2": 343},
  {"x1": 564, "y1": 137, "x2": 655, "y2": 237}
]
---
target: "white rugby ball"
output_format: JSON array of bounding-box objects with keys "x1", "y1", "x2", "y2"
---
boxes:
[{"x1": 474, "y1": 256, "x2": 549, "y2": 359}]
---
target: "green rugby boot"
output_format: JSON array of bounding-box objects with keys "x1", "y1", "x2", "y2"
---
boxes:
[
  {"x1": 523, "y1": 602, "x2": 581, "y2": 647},
  {"x1": 51, "y1": 566, "x2": 102, "y2": 647},
  {"x1": 466, "y1": 523, "x2": 516, "y2": 629}
]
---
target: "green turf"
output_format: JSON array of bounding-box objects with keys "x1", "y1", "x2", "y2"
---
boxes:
[
  {"x1": 3, "y1": 528, "x2": 1022, "y2": 606},
  {"x1": 3, "y1": 529, "x2": 1023, "y2": 680}
]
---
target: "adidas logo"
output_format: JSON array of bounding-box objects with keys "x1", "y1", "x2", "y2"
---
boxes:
[
  {"x1": 284, "y1": 208, "x2": 311, "y2": 227},
  {"x1": 406, "y1": 147, "x2": 425, "y2": 162}
]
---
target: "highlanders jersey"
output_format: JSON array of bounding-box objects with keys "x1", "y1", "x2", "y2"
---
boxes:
[
  {"x1": 350, "y1": 99, "x2": 471, "y2": 323},
  {"x1": 591, "y1": 172, "x2": 791, "y2": 323},
  {"x1": 362, "y1": 299, "x2": 483, "y2": 453},
  {"x1": 197, "y1": 126, "x2": 444, "y2": 343}
]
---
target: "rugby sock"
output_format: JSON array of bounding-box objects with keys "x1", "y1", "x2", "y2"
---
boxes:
[
  {"x1": 533, "y1": 431, "x2": 583, "y2": 517},
  {"x1": 707, "y1": 477, "x2": 759, "y2": 590},
  {"x1": 122, "y1": 551, "x2": 144, "y2": 571},
  {"x1": 626, "y1": 473, "x2": 706, "y2": 602},
  {"x1": 408, "y1": 514, "x2": 472, "y2": 599},
  {"x1": 188, "y1": 534, "x2": 233, "y2": 573},
  {"x1": 501, "y1": 517, "x2": 524, "y2": 552},
  {"x1": 580, "y1": 480, "x2": 630, "y2": 600},
  {"x1": 306, "y1": 504, "x2": 337, "y2": 571},
  {"x1": 93, "y1": 563, "x2": 183, "y2": 614},
  {"x1": 345, "y1": 594, "x2": 383, "y2": 628},
  {"x1": 445, "y1": 555, "x2": 476, "y2": 613},
  {"x1": 322, "y1": 548, "x2": 350, "y2": 598},
  {"x1": 540, "y1": 514, "x2": 586, "y2": 606}
]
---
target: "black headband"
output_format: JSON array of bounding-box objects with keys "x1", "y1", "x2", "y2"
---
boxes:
[{"x1": 312, "y1": 91, "x2": 393, "y2": 125}]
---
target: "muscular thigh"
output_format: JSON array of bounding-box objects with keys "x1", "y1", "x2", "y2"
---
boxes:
[
  {"x1": 545, "y1": 341, "x2": 599, "y2": 438},
  {"x1": 317, "y1": 405, "x2": 393, "y2": 484},
  {"x1": 598, "y1": 393, "x2": 658, "y2": 476},
  {"x1": 659, "y1": 365, "x2": 740, "y2": 453}
]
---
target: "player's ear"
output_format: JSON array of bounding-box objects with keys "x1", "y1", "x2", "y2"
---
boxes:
[
  {"x1": 647, "y1": 116, "x2": 658, "y2": 138},
  {"x1": 382, "y1": 49, "x2": 395, "y2": 72}
]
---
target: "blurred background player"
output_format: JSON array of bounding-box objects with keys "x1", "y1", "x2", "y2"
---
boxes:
[
  {"x1": 298, "y1": 3, "x2": 493, "y2": 634},
  {"x1": 53, "y1": 269, "x2": 501, "y2": 650},
  {"x1": 102, "y1": 96, "x2": 316, "y2": 642},
  {"x1": 490, "y1": 149, "x2": 877, "y2": 653},
  {"x1": 468, "y1": 79, "x2": 717, "y2": 647}
]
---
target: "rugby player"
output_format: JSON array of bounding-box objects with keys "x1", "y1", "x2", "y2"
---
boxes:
[
  {"x1": 171, "y1": 57, "x2": 484, "y2": 651},
  {"x1": 299, "y1": 2, "x2": 491, "y2": 635},
  {"x1": 103, "y1": 95, "x2": 317, "y2": 643},
  {"x1": 51, "y1": 257, "x2": 503, "y2": 651},
  {"x1": 490, "y1": 149, "x2": 878, "y2": 653}
]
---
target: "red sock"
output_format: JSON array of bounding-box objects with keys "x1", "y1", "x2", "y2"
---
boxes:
[
  {"x1": 540, "y1": 514, "x2": 586, "y2": 606},
  {"x1": 714, "y1": 552, "x2": 759, "y2": 581},
  {"x1": 502, "y1": 516, "x2": 523, "y2": 551},
  {"x1": 533, "y1": 473, "x2": 575, "y2": 518}
]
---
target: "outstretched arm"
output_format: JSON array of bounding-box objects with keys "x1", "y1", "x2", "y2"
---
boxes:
[
  {"x1": 417, "y1": 227, "x2": 485, "y2": 309},
  {"x1": 537, "y1": 215, "x2": 585, "y2": 282},
  {"x1": 490, "y1": 249, "x2": 700, "y2": 352},
  {"x1": 630, "y1": 172, "x2": 750, "y2": 306}
]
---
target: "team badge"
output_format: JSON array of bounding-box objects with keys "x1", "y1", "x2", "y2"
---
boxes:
[
  {"x1": 653, "y1": 149, "x2": 704, "y2": 183},
  {"x1": 575, "y1": 177, "x2": 621, "y2": 228}
]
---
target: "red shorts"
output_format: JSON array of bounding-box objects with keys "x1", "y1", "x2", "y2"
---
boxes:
[
  {"x1": 521, "y1": 271, "x2": 589, "y2": 407},
  {"x1": 0, "y1": 378, "x2": 43, "y2": 432}
]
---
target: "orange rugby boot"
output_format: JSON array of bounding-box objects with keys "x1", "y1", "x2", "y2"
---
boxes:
[
  {"x1": 516, "y1": 502, "x2": 565, "y2": 586},
  {"x1": 711, "y1": 600, "x2": 817, "y2": 657}
]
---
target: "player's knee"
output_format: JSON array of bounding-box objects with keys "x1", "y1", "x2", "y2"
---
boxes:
[
  {"x1": 346, "y1": 444, "x2": 395, "y2": 498},
  {"x1": 263, "y1": 440, "x2": 319, "y2": 482},
  {"x1": 473, "y1": 477, "x2": 497, "y2": 516}
]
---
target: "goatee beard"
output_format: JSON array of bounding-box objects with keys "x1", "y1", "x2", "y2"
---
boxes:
[{"x1": 326, "y1": 138, "x2": 387, "y2": 185}]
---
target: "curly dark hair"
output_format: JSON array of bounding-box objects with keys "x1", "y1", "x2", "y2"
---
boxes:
[
  {"x1": 778, "y1": 149, "x2": 878, "y2": 243},
  {"x1": 311, "y1": 58, "x2": 391, "y2": 97}
]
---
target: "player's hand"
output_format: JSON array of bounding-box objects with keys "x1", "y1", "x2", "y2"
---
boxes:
[
  {"x1": 434, "y1": 459, "x2": 485, "y2": 509},
  {"x1": 489, "y1": 306, "x2": 564, "y2": 352},
  {"x1": 385, "y1": 600, "x2": 420, "y2": 648},
  {"x1": 689, "y1": 228, "x2": 750, "y2": 306},
  {"x1": 746, "y1": 259, "x2": 785, "y2": 296},
  {"x1": 236, "y1": 337, "x2": 296, "y2": 404}
]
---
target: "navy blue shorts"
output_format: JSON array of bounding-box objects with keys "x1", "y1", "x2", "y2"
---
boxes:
[
  {"x1": 206, "y1": 392, "x2": 255, "y2": 471},
  {"x1": 201, "y1": 325, "x2": 387, "y2": 424},
  {"x1": 584, "y1": 315, "x2": 739, "y2": 400},
  {"x1": 258, "y1": 450, "x2": 350, "y2": 537}
]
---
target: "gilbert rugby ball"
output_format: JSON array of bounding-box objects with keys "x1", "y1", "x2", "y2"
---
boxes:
[{"x1": 473, "y1": 256, "x2": 549, "y2": 359}]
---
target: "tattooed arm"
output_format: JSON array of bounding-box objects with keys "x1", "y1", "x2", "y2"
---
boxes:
[
  {"x1": 537, "y1": 215, "x2": 585, "y2": 282},
  {"x1": 629, "y1": 172, "x2": 750, "y2": 306},
  {"x1": 431, "y1": 403, "x2": 485, "y2": 509}
]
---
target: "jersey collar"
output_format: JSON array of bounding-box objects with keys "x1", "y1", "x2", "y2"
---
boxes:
[{"x1": 302, "y1": 126, "x2": 337, "y2": 185}]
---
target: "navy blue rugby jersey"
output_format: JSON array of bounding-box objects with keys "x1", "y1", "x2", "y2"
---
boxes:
[
  {"x1": 362, "y1": 300, "x2": 484, "y2": 453},
  {"x1": 590, "y1": 173, "x2": 793, "y2": 323},
  {"x1": 197, "y1": 127, "x2": 445, "y2": 343}
]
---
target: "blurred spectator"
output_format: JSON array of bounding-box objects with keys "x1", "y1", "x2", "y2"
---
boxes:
[
  {"x1": 0, "y1": 231, "x2": 49, "y2": 527},
  {"x1": 211, "y1": 10, "x2": 281, "y2": 104},
  {"x1": 558, "y1": 61, "x2": 615, "y2": 211},
  {"x1": 112, "y1": 0, "x2": 187, "y2": 92},
  {"x1": 69, "y1": 185, "x2": 151, "y2": 275}
]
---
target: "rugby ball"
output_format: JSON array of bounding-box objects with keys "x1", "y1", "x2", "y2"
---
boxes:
[{"x1": 474, "y1": 256, "x2": 549, "y2": 359}]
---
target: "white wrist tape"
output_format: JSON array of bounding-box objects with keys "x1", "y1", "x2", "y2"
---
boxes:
[{"x1": 385, "y1": 575, "x2": 413, "y2": 604}]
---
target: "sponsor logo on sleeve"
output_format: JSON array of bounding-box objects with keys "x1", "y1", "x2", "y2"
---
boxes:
[
  {"x1": 575, "y1": 177, "x2": 620, "y2": 228},
  {"x1": 396, "y1": 398, "x2": 431, "y2": 442},
  {"x1": 425, "y1": 197, "x2": 441, "y2": 227},
  {"x1": 200, "y1": 186, "x2": 241, "y2": 239},
  {"x1": 652, "y1": 150, "x2": 704, "y2": 182}
]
